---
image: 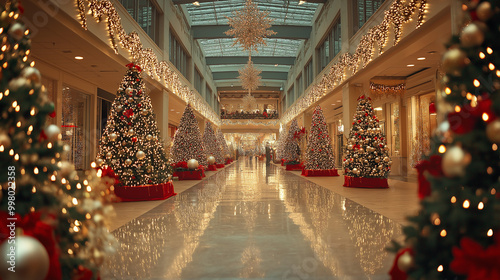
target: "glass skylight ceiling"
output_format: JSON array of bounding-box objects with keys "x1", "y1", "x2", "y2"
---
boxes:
[{"x1": 198, "y1": 38, "x2": 303, "y2": 57}]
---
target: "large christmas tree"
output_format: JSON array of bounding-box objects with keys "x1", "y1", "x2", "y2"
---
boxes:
[
  {"x1": 170, "y1": 104, "x2": 207, "y2": 167},
  {"x1": 343, "y1": 95, "x2": 391, "y2": 188},
  {"x1": 275, "y1": 129, "x2": 286, "y2": 163},
  {"x1": 97, "y1": 64, "x2": 172, "y2": 187},
  {"x1": 390, "y1": 1, "x2": 500, "y2": 279},
  {"x1": 216, "y1": 128, "x2": 231, "y2": 161},
  {"x1": 283, "y1": 119, "x2": 301, "y2": 164},
  {"x1": 0, "y1": 1, "x2": 116, "y2": 279},
  {"x1": 303, "y1": 106, "x2": 338, "y2": 176},
  {"x1": 203, "y1": 122, "x2": 224, "y2": 165}
]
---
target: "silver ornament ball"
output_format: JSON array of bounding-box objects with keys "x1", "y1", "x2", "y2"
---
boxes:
[
  {"x1": 208, "y1": 156, "x2": 216, "y2": 165},
  {"x1": 125, "y1": 88, "x2": 133, "y2": 95},
  {"x1": 8, "y1": 22, "x2": 25, "y2": 41},
  {"x1": 109, "y1": 133, "x2": 118, "y2": 142},
  {"x1": 187, "y1": 159, "x2": 199, "y2": 169},
  {"x1": 136, "y1": 150, "x2": 146, "y2": 160},
  {"x1": 460, "y1": 23, "x2": 485, "y2": 47},
  {"x1": 20, "y1": 67, "x2": 42, "y2": 86},
  {"x1": 486, "y1": 119, "x2": 500, "y2": 144},
  {"x1": 0, "y1": 236, "x2": 49, "y2": 280},
  {"x1": 442, "y1": 146, "x2": 471, "y2": 177},
  {"x1": 45, "y1": 124, "x2": 61, "y2": 142}
]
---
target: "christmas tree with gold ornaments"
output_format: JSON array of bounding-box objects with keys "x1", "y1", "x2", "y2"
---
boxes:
[
  {"x1": 343, "y1": 95, "x2": 391, "y2": 188},
  {"x1": 302, "y1": 106, "x2": 338, "y2": 177},
  {"x1": 389, "y1": 1, "x2": 500, "y2": 279},
  {"x1": 0, "y1": 1, "x2": 116, "y2": 279},
  {"x1": 96, "y1": 64, "x2": 174, "y2": 200},
  {"x1": 283, "y1": 119, "x2": 302, "y2": 169},
  {"x1": 203, "y1": 122, "x2": 224, "y2": 167},
  {"x1": 216, "y1": 128, "x2": 232, "y2": 163}
]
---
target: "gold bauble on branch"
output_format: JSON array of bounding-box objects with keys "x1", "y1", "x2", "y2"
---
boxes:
[
  {"x1": 0, "y1": 131, "x2": 11, "y2": 149},
  {"x1": 8, "y1": 22, "x2": 24, "y2": 41},
  {"x1": 106, "y1": 152, "x2": 112, "y2": 159},
  {"x1": 141, "y1": 109, "x2": 148, "y2": 116},
  {"x1": 96, "y1": 158, "x2": 104, "y2": 166},
  {"x1": 20, "y1": 67, "x2": 41, "y2": 86},
  {"x1": 125, "y1": 87, "x2": 133, "y2": 95},
  {"x1": 146, "y1": 134, "x2": 153, "y2": 141},
  {"x1": 0, "y1": 236, "x2": 49, "y2": 280},
  {"x1": 128, "y1": 129, "x2": 134, "y2": 136},
  {"x1": 187, "y1": 159, "x2": 199, "y2": 170},
  {"x1": 136, "y1": 150, "x2": 146, "y2": 160},
  {"x1": 125, "y1": 159, "x2": 132, "y2": 165},
  {"x1": 109, "y1": 133, "x2": 118, "y2": 141},
  {"x1": 476, "y1": 1, "x2": 494, "y2": 21},
  {"x1": 486, "y1": 119, "x2": 500, "y2": 144},
  {"x1": 442, "y1": 146, "x2": 471, "y2": 177},
  {"x1": 116, "y1": 105, "x2": 123, "y2": 112},
  {"x1": 460, "y1": 23, "x2": 485, "y2": 47},
  {"x1": 397, "y1": 251, "x2": 415, "y2": 272},
  {"x1": 45, "y1": 124, "x2": 61, "y2": 142},
  {"x1": 442, "y1": 48, "x2": 468, "y2": 76},
  {"x1": 128, "y1": 97, "x2": 134, "y2": 103},
  {"x1": 208, "y1": 156, "x2": 216, "y2": 165}
]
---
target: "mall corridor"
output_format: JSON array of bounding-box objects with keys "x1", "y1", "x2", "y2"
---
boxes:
[{"x1": 102, "y1": 160, "x2": 402, "y2": 279}]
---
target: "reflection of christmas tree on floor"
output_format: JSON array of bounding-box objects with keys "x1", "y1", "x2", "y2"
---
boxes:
[
  {"x1": 303, "y1": 106, "x2": 338, "y2": 177},
  {"x1": 343, "y1": 95, "x2": 391, "y2": 188},
  {"x1": 97, "y1": 64, "x2": 174, "y2": 200},
  {"x1": 0, "y1": 1, "x2": 116, "y2": 278},
  {"x1": 390, "y1": 2, "x2": 500, "y2": 279}
]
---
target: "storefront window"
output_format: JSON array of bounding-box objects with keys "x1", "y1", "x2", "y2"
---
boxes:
[
  {"x1": 42, "y1": 76, "x2": 57, "y2": 125},
  {"x1": 390, "y1": 102, "x2": 400, "y2": 156},
  {"x1": 409, "y1": 93, "x2": 436, "y2": 167},
  {"x1": 62, "y1": 86, "x2": 91, "y2": 170}
]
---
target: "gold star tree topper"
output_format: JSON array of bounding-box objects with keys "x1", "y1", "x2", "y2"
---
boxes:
[
  {"x1": 239, "y1": 59, "x2": 262, "y2": 92},
  {"x1": 225, "y1": 0, "x2": 276, "y2": 53}
]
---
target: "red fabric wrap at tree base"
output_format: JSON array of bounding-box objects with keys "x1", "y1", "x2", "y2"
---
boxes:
[
  {"x1": 389, "y1": 248, "x2": 412, "y2": 280},
  {"x1": 301, "y1": 169, "x2": 339, "y2": 177},
  {"x1": 281, "y1": 158, "x2": 285, "y2": 166},
  {"x1": 114, "y1": 182, "x2": 176, "y2": 201},
  {"x1": 225, "y1": 158, "x2": 231, "y2": 165},
  {"x1": 208, "y1": 164, "x2": 217, "y2": 171},
  {"x1": 343, "y1": 176, "x2": 389, "y2": 188},
  {"x1": 177, "y1": 170, "x2": 203, "y2": 180},
  {"x1": 216, "y1": 163, "x2": 225, "y2": 168},
  {"x1": 286, "y1": 163, "x2": 303, "y2": 171}
]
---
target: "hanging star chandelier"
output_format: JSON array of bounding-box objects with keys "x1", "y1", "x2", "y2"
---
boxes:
[
  {"x1": 239, "y1": 59, "x2": 262, "y2": 92},
  {"x1": 225, "y1": 0, "x2": 276, "y2": 53}
]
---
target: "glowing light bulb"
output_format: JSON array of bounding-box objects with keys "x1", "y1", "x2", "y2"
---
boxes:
[
  {"x1": 473, "y1": 79, "x2": 480, "y2": 87},
  {"x1": 478, "y1": 202, "x2": 484, "y2": 210},
  {"x1": 487, "y1": 229, "x2": 493, "y2": 237},
  {"x1": 463, "y1": 200, "x2": 470, "y2": 208},
  {"x1": 454, "y1": 106, "x2": 461, "y2": 112},
  {"x1": 445, "y1": 87, "x2": 451, "y2": 95},
  {"x1": 451, "y1": 196, "x2": 457, "y2": 203},
  {"x1": 487, "y1": 47, "x2": 493, "y2": 54},
  {"x1": 493, "y1": 144, "x2": 498, "y2": 151},
  {"x1": 482, "y1": 113, "x2": 489, "y2": 122},
  {"x1": 438, "y1": 145, "x2": 446, "y2": 153},
  {"x1": 479, "y1": 52, "x2": 486, "y2": 59},
  {"x1": 440, "y1": 229, "x2": 447, "y2": 237},
  {"x1": 72, "y1": 198, "x2": 78, "y2": 205},
  {"x1": 489, "y1": 63, "x2": 495, "y2": 71},
  {"x1": 437, "y1": 265, "x2": 443, "y2": 272}
]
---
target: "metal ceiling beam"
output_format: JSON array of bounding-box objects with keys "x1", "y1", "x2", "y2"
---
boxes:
[
  {"x1": 218, "y1": 86, "x2": 281, "y2": 92},
  {"x1": 192, "y1": 25, "x2": 311, "y2": 39},
  {"x1": 173, "y1": 0, "x2": 325, "y2": 4},
  {"x1": 206, "y1": 56, "x2": 295, "y2": 65},
  {"x1": 213, "y1": 71, "x2": 288, "y2": 80}
]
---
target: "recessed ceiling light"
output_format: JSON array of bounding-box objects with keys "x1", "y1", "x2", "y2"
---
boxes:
[
  {"x1": 75, "y1": 56, "x2": 83, "y2": 60},
  {"x1": 170, "y1": 109, "x2": 174, "y2": 111},
  {"x1": 331, "y1": 103, "x2": 335, "y2": 105},
  {"x1": 374, "y1": 107, "x2": 383, "y2": 111},
  {"x1": 176, "y1": 112, "x2": 180, "y2": 114},
  {"x1": 417, "y1": 57, "x2": 426, "y2": 61},
  {"x1": 192, "y1": 1, "x2": 200, "y2": 6},
  {"x1": 337, "y1": 100, "x2": 341, "y2": 102},
  {"x1": 407, "y1": 64, "x2": 415, "y2": 67}
]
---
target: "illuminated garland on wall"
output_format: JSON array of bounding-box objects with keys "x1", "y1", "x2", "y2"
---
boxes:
[
  {"x1": 281, "y1": 0, "x2": 428, "y2": 125},
  {"x1": 76, "y1": 0, "x2": 221, "y2": 126},
  {"x1": 369, "y1": 81, "x2": 406, "y2": 96},
  {"x1": 221, "y1": 119, "x2": 280, "y2": 126}
]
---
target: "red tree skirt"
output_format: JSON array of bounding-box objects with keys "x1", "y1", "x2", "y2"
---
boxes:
[
  {"x1": 208, "y1": 164, "x2": 217, "y2": 171},
  {"x1": 177, "y1": 170, "x2": 203, "y2": 180},
  {"x1": 201, "y1": 168, "x2": 206, "y2": 177},
  {"x1": 115, "y1": 182, "x2": 176, "y2": 201},
  {"x1": 172, "y1": 171, "x2": 178, "y2": 177},
  {"x1": 225, "y1": 158, "x2": 232, "y2": 165},
  {"x1": 301, "y1": 169, "x2": 339, "y2": 177},
  {"x1": 343, "y1": 176, "x2": 389, "y2": 188},
  {"x1": 286, "y1": 163, "x2": 303, "y2": 171},
  {"x1": 216, "y1": 163, "x2": 225, "y2": 168},
  {"x1": 281, "y1": 159, "x2": 284, "y2": 166}
]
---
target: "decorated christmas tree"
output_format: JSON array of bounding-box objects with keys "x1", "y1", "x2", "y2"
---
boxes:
[
  {"x1": 170, "y1": 104, "x2": 207, "y2": 167},
  {"x1": 283, "y1": 119, "x2": 302, "y2": 169},
  {"x1": 303, "y1": 106, "x2": 338, "y2": 176},
  {"x1": 96, "y1": 64, "x2": 172, "y2": 190},
  {"x1": 216, "y1": 128, "x2": 231, "y2": 162},
  {"x1": 275, "y1": 129, "x2": 286, "y2": 163},
  {"x1": 343, "y1": 95, "x2": 391, "y2": 188},
  {"x1": 390, "y1": 2, "x2": 500, "y2": 279},
  {"x1": 0, "y1": 1, "x2": 116, "y2": 279},
  {"x1": 203, "y1": 122, "x2": 224, "y2": 166}
]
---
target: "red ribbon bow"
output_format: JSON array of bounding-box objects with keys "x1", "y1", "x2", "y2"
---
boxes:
[{"x1": 125, "y1": 63, "x2": 142, "y2": 72}]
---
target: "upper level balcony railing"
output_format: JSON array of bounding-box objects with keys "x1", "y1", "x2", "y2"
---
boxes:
[{"x1": 221, "y1": 110, "x2": 279, "y2": 120}]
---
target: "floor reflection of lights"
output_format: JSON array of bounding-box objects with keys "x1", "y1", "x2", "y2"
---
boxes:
[{"x1": 102, "y1": 159, "x2": 402, "y2": 279}]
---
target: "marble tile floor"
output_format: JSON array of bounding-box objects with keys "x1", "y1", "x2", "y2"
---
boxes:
[{"x1": 102, "y1": 159, "x2": 415, "y2": 279}]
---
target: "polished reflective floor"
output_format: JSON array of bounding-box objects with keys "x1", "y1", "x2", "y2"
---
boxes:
[{"x1": 102, "y1": 159, "x2": 402, "y2": 279}]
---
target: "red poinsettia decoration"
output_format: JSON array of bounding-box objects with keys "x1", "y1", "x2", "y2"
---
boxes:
[
  {"x1": 175, "y1": 161, "x2": 188, "y2": 169},
  {"x1": 415, "y1": 155, "x2": 443, "y2": 199},
  {"x1": 448, "y1": 97, "x2": 496, "y2": 134},
  {"x1": 294, "y1": 127, "x2": 307, "y2": 139},
  {"x1": 450, "y1": 236, "x2": 500, "y2": 280},
  {"x1": 126, "y1": 63, "x2": 142, "y2": 72},
  {"x1": 123, "y1": 109, "x2": 134, "y2": 118}
]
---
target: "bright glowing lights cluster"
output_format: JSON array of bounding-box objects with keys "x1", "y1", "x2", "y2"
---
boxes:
[
  {"x1": 76, "y1": 0, "x2": 220, "y2": 126},
  {"x1": 96, "y1": 65, "x2": 172, "y2": 187},
  {"x1": 369, "y1": 81, "x2": 406, "y2": 96},
  {"x1": 281, "y1": 0, "x2": 428, "y2": 125},
  {"x1": 221, "y1": 119, "x2": 280, "y2": 126},
  {"x1": 343, "y1": 96, "x2": 391, "y2": 178},
  {"x1": 170, "y1": 104, "x2": 208, "y2": 167},
  {"x1": 304, "y1": 106, "x2": 336, "y2": 170},
  {"x1": 0, "y1": 1, "x2": 116, "y2": 277}
]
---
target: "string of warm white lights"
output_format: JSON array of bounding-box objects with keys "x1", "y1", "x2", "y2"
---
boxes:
[
  {"x1": 281, "y1": 0, "x2": 428, "y2": 125},
  {"x1": 76, "y1": 0, "x2": 220, "y2": 126},
  {"x1": 221, "y1": 119, "x2": 280, "y2": 126},
  {"x1": 369, "y1": 82, "x2": 406, "y2": 96}
]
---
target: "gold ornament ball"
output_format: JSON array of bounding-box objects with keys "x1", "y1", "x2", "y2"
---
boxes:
[
  {"x1": 96, "y1": 158, "x2": 104, "y2": 166},
  {"x1": 442, "y1": 146, "x2": 471, "y2": 177},
  {"x1": 208, "y1": 156, "x2": 216, "y2": 165},
  {"x1": 442, "y1": 48, "x2": 468, "y2": 76},
  {"x1": 141, "y1": 109, "x2": 148, "y2": 116},
  {"x1": 136, "y1": 150, "x2": 146, "y2": 160},
  {"x1": 59, "y1": 161, "x2": 75, "y2": 177},
  {"x1": 477, "y1": 1, "x2": 494, "y2": 21},
  {"x1": 486, "y1": 119, "x2": 500, "y2": 144},
  {"x1": 187, "y1": 159, "x2": 199, "y2": 169},
  {"x1": 8, "y1": 22, "x2": 25, "y2": 41},
  {"x1": 21, "y1": 67, "x2": 42, "y2": 86},
  {"x1": 125, "y1": 87, "x2": 133, "y2": 95},
  {"x1": 375, "y1": 157, "x2": 380, "y2": 163},
  {"x1": 397, "y1": 251, "x2": 415, "y2": 272},
  {"x1": 389, "y1": 161, "x2": 393, "y2": 166},
  {"x1": 116, "y1": 105, "x2": 123, "y2": 112},
  {"x1": 348, "y1": 144, "x2": 353, "y2": 150},
  {"x1": 109, "y1": 133, "x2": 118, "y2": 141},
  {"x1": 106, "y1": 152, "x2": 112, "y2": 159},
  {"x1": 352, "y1": 168, "x2": 358, "y2": 173},
  {"x1": 45, "y1": 124, "x2": 61, "y2": 142},
  {"x1": 383, "y1": 156, "x2": 390, "y2": 162},
  {"x1": 0, "y1": 132, "x2": 11, "y2": 149},
  {"x1": 460, "y1": 23, "x2": 485, "y2": 47},
  {"x1": 128, "y1": 129, "x2": 134, "y2": 136},
  {"x1": 146, "y1": 134, "x2": 153, "y2": 141},
  {"x1": 0, "y1": 236, "x2": 49, "y2": 280},
  {"x1": 125, "y1": 159, "x2": 132, "y2": 165},
  {"x1": 128, "y1": 97, "x2": 134, "y2": 103},
  {"x1": 378, "y1": 165, "x2": 383, "y2": 170}
]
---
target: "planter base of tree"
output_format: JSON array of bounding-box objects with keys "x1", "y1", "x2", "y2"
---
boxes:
[
  {"x1": 208, "y1": 164, "x2": 217, "y2": 171},
  {"x1": 302, "y1": 169, "x2": 339, "y2": 177},
  {"x1": 216, "y1": 163, "x2": 225, "y2": 168},
  {"x1": 178, "y1": 170, "x2": 203, "y2": 180},
  {"x1": 225, "y1": 159, "x2": 233, "y2": 165},
  {"x1": 286, "y1": 163, "x2": 303, "y2": 171},
  {"x1": 115, "y1": 182, "x2": 176, "y2": 201},
  {"x1": 343, "y1": 176, "x2": 388, "y2": 188}
]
